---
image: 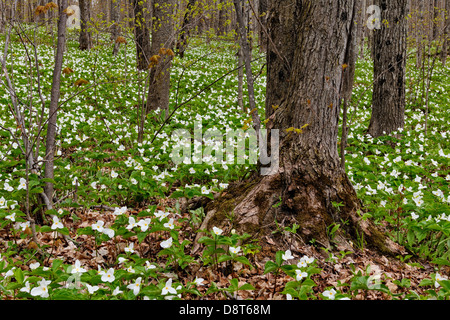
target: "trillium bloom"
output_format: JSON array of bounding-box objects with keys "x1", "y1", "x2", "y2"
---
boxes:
[
  {"x1": 194, "y1": 277, "x2": 205, "y2": 286},
  {"x1": 282, "y1": 250, "x2": 294, "y2": 261},
  {"x1": 126, "y1": 216, "x2": 138, "y2": 230},
  {"x1": 213, "y1": 227, "x2": 223, "y2": 236},
  {"x1": 4, "y1": 182, "x2": 13, "y2": 192},
  {"x1": 30, "y1": 262, "x2": 40, "y2": 270},
  {"x1": 71, "y1": 260, "x2": 87, "y2": 274},
  {"x1": 102, "y1": 227, "x2": 115, "y2": 238},
  {"x1": 145, "y1": 261, "x2": 157, "y2": 271},
  {"x1": 160, "y1": 237, "x2": 173, "y2": 249},
  {"x1": 435, "y1": 273, "x2": 448, "y2": 288},
  {"x1": 17, "y1": 178, "x2": 27, "y2": 190},
  {"x1": 113, "y1": 206, "x2": 127, "y2": 215},
  {"x1": 20, "y1": 281, "x2": 31, "y2": 293},
  {"x1": 154, "y1": 210, "x2": 169, "y2": 221},
  {"x1": 323, "y1": 288, "x2": 337, "y2": 300},
  {"x1": 0, "y1": 196, "x2": 6, "y2": 208},
  {"x1": 51, "y1": 216, "x2": 64, "y2": 230},
  {"x1": 229, "y1": 246, "x2": 241, "y2": 254},
  {"x1": 5, "y1": 212, "x2": 15, "y2": 222},
  {"x1": 201, "y1": 186, "x2": 210, "y2": 194},
  {"x1": 411, "y1": 212, "x2": 419, "y2": 220},
  {"x1": 112, "y1": 286, "x2": 123, "y2": 296},
  {"x1": 161, "y1": 278, "x2": 177, "y2": 295},
  {"x1": 118, "y1": 257, "x2": 128, "y2": 264},
  {"x1": 86, "y1": 283, "x2": 99, "y2": 294},
  {"x1": 163, "y1": 218, "x2": 175, "y2": 230},
  {"x1": 125, "y1": 243, "x2": 135, "y2": 253},
  {"x1": 30, "y1": 279, "x2": 51, "y2": 298},
  {"x1": 127, "y1": 277, "x2": 142, "y2": 295},
  {"x1": 300, "y1": 255, "x2": 315, "y2": 265},
  {"x1": 92, "y1": 220, "x2": 105, "y2": 232},
  {"x1": 111, "y1": 170, "x2": 118, "y2": 178},
  {"x1": 138, "y1": 218, "x2": 151, "y2": 232},
  {"x1": 296, "y1": 270, "x2": 308, "y2": 281}
]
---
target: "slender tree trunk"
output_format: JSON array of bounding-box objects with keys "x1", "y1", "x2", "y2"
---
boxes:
[
  {"x1": 111, "y1": 0, "x2": 121, "y2": 55},
  {"x1": 132, "y1": 0, "x2": 151, "y2": 70},
  {"x1": 146, "y1": 0, "x2": 175, "y2": 115},
  {"x1": 258, "y1": 0, "x2": 267, "y2": 52},
  {"x1": 368, "y1": 0, "x2": 407, "y2": 138},
  {"x1": 442, "y1": 0, "x2": 450, "y2": 64},
  {"x1": 233, "y1": 0, "x2": 260, "y2": 133},
  {"x1": 44, "y1": 0, "x2": 68, "y2": 203},
  {"x1": 79, "y1": 0, "x2": 92, "y2": 50},
  {"x1": 176, "y1": 0, "x2": 196, "y2": 58},
  {"x1": 340, "y1": 0, "x2": 360, "y2": 169},
  {"x1": 195, "y1": 0, "x2": 402, "y2": 256},
  {"x1": 416, "y1": 0, "x2": 424, "y2": 69}
]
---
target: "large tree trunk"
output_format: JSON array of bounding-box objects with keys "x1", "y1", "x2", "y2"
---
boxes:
[
  {"x1": 146, "y1": 0, "x2": 175, "y2": 114},
  {"x1": 194, "y1": 0, "x2": 402, "y2": 257},
  {"x1": 368, "y1": 0, "x2": 407, "y2": 138},
  {"x1": 79, "y1": 0, "x2": 92, "y2": 50},
  {"x1": 132, "y1": 0, "x2": 151, "y2": 70},
  {"x1": 264, "y1": 0, "x2": 295, "y2": 119}
]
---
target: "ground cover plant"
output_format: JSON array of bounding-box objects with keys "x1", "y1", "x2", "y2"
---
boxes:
[{"x1": 1, "y1": 13, "x2": 450, "y2": 301}]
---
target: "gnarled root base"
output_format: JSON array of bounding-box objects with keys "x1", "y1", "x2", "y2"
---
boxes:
[{"x1": 192, "y1": 165, "x2": 405, "y2": 258}]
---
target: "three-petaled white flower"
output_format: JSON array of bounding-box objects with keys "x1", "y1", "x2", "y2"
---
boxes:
[
  {"x1": 160, "y1": 237, "x2": 173, "y2": 249},
  {"x1": 229, "y1": 246, "x2": 241, "y2": 254},
  {"x1": 127, "y1": 277, "x2": 142, "y2": 295},
  {"x1": 213, "y1": 227, "x2": 223, "y2": 236},
  {"x1": 282, "y1": 250, "x2": 294, "y2": 261},
  {"x1": 71, "y1": 260, "x2": 87, "y2": 274},
  {"x1": 17, "y1": 178, "x2": 26, "y2": 191},
  {"x1": 51, "y1": 216, "x2": 64, "y2": 230},
  {"x1": 295, "y1": 270, "x2": 308, "y2": 281},
  {"x1": 161, "y1": 278, "x2": 177, "y2": 295},
  {"x1": 126, "y1": 216, "x2": 138, "y2": 230},
  {"x1": 322, "y1": 288, "x2": 337, "y2": 300},
  {"x1": 125, "y1": 243, "x2": 135, "y2": 253},
  {"x1": 30, "y1": 279, "x2": 51, "y2": 298},
  {"x1": 163, "y1": 218, "x2": 175, "y2": 230},
  {"x1": 86, "y1": 283, "x2": 99, "y2": 294},
  {"x1": 101, "y1": 268, "x2": 115, "y2": 283},
  {"x1": 138, "y1": 218, "x2": 151, "y2": 232},
  {"x1": 92, "y1": 220, "x2": 104, "y2": 232}
]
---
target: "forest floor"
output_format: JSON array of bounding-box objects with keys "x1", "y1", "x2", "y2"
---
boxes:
[{"x1": 0, "y1": 31, "x2": 449, "y2": 300}]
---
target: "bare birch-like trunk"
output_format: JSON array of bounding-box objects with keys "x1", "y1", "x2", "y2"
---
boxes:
[{"x1": 44, "y1": 0, "x2": 68, "y2": 203}]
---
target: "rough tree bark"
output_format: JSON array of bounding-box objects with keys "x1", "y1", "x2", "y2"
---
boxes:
[
  {"x1": 79, "y1": 0, "x2": 92, "y2": 50},
  {"x1": 132, "y1": 0, "x2": 151, "y2": 70},
  {"x1": 368, "y1": 0, "x2": 407, "y2": 138},
  {"x1": 146, "y1": 0, "x2": 175, "y2": 114},
  {"x1": 442, "y1": 0, "x2": 450, "y2": 65},
  {"x1": 44, "y1": 0, "x2": 68, "y2": 203},
  {"x1": 233, "y1": 0, "x2": 261, "y2": 132},
  {"x1": 176, "y1": 0, "x2": 197, "y2": 58},
  {"x1": 110, "y1": 0, "x2": 121, "y2": 56},
  {"x1": 264, "y1": 0, "x2": 295, "y2": 119},
  {"x1": 194, "y1": 0, "x2": 402, "y2": 257}
]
